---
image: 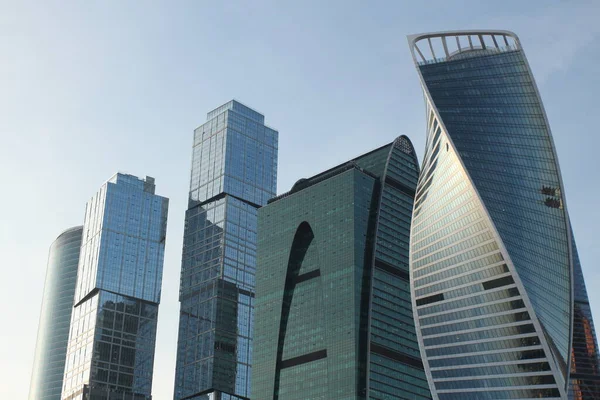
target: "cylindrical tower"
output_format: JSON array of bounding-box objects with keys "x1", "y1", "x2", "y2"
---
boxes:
[{"x1": 29, "y1": 226, "x2": 83, "y2": 400}]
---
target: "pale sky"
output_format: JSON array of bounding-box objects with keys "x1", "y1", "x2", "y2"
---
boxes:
[{"x1": 1, "y1": 1, "x2": 599, "y2": 398}]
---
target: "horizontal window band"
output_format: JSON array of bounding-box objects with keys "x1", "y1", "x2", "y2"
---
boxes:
[
  {"x1": 74, "y1": 288, "x2": 160, "y2": 308},
  {"x1": 417, "y1": 293, "x2": 444, "y2": 306},
  {"x1": 180, "y1": 389, "x2": 250, "y2": 400},
  {"x1": 417, "y1": 283, "x2": 518, "y2": 313},
  {"x1": 483, "y1": 275, "x2": 515, "y2": 290},
  {"x1": 370, "y1": 343, "x2": 424, "y2": 370},
  {"x1": 415, "y1": 272, "x2": 513, "y2": 302},
  {"x1": 412, "y1": 238, "x2": 498, "y2": 272},
  {"x1": 238, "y1": 287, "x2": 255, "y2": 298},
  {"x1": 419, "y1": 295, "x2": 522, "y2": 320},
  {"x1": 424, "y1": 332, "x2": 539, "y2": 350},
  {"x1": 374, "y1": 259, "x2": 409, "y2": 281},
  {"x1": 435, "y1": 383, "x2": 559, "y2": 394},
  {"x1": 420, "y1": 308, "x2": 530, "y2": 331},
  {"x1": 411, "y1": 214, "x2": 485, "y2": 257},
  {"x1": 180, "y1": 282, "x2": 255, "y2": 301},
  {"x1": 295, "y1": 269, "x2": 321, "y2": 284},
  {"x1": 427, "y1": 345, "x2": 544, "y2": 361},
  {"x1": 196, "y1": 192, "x2": 262, "y2": 209},
  {"x1": 433, "y1": 370, "x2": 554, "y2": 382},
  {"x1": 570, "y1": 372, "x2": 600, "y2": 381},
  {"x1": 280, "y1": 349, "x2": 327, "y2": 369},
  {"x1": 429, "y1": 357, "x2": 548, "y2": 371},
  {"x1": 413, "y1": 249, "x2": 502, "y2": 281},
  {"x1": 384, "y1": 176, "x2": 416, "y2": 197},
  {"x1": 368, "y1": 376, "x2": 431, "y2": 399},
  {"x1": 423, "y1": 319, "x2": 532, "y2": 340}
]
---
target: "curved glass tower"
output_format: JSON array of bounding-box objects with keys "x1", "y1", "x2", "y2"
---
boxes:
[
  {"x1": 29, "y1": 226, "x2": 83, "y2": 400},
  {"x1": 253, "y1": 136, "x2": 431, "y2": 399},
  {"x1": 408, "y1": 30, "x2": 600, "y2": 399}
]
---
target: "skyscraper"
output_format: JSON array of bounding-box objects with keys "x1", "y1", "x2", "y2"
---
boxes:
[
  {"x1": 253, "y1": 137, "x2": 431, "y2": 400},
  {"x1": 569, "y1": 228, "x2": 600, "y2": 398},
  {"x1": 173, "y1": 100, "x2": 278, "y2": 400},
  {"x1": 61, "y1": 173, "x2": 169, "y2": 400},
  {"x1": 30, "y1": 226, "x2": 83, "y2": 400},
  {"x1": 408, "y1": 30, "x2": 600, "y2": 399}
]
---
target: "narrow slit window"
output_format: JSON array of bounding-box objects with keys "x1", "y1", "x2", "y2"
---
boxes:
[
  {"x1": 417, "y1": 293, "x2": 445, "y2": 306},
  {"x1": 482, "y1": 276, "x2": 515, "y2": 290}
]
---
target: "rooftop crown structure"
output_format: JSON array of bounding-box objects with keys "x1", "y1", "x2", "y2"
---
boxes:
[{"x1": 61, "y1": 173, "x2": 168, "y2": 400}]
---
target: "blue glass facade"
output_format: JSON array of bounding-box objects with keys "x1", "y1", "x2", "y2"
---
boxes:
[
  {"x1": 61, "y1": 173, "x2": 168, "y2": 400},
  {"x1": 253, "y1": 137, "x2": 431, "y2": 399},
  {"x1": 408, "y1": 30, "x2": 599, "y2": 400},
  {"x1": 174, "y1": 100, "x2": 278, "y2": 400},
  {"x1": 29, "y1": 226, "x2": 83, "y2": 400}
]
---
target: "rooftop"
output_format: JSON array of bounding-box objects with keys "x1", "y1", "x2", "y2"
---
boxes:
[
  {"x1": 206, "y1": 99, "x2": 265, "y2": 124},
  {"x1": 408, "y1": 30, "x2": 520, "y2": 66}
]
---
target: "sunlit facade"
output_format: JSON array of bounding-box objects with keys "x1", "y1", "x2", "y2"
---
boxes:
[
  {"x1": 61, "y1": 173, "x2": 168, "y2": 400},
  {"x1": 173, "y1": 100, "x2": 278, "y2": 400},
  {"x1": 408, "y1": 30, "x2": 600, "y2": 399},
  {"x1": 29, "y1": 226, "x2": 83, "y2": 400},
  {"x1": 253, "y1": 137, "x2": 431, "y2": 399}
]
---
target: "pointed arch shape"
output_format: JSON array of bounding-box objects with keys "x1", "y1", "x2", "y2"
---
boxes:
[{"x1": 273, "y1": 221, "x2": 321, "y2": 399}]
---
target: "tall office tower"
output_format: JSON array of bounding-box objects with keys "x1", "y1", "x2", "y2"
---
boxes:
[
  {"x1": 173, "y1": 100, "x2": 278, "y2": 400},
  {"x1": 569, "y1": 228, "x2": 600, "y2": 399},
  {"x1": 408, "y1": 30, "x2": 600, "y2": 399},
  {"x1": 29, "y1": 226, "x2": 83, "y2": 400},
  {"x1": 253, "y1": 137, "x2": 431, "y2": 400},
  {"x1": 61, "y1": 173, "x2": 169, "y2": 400}
]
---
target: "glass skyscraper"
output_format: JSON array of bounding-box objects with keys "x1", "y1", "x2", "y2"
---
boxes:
[
  {"x1": 253, "y1": 137, "x2": 431, "y2": 399},
  {"x1": 30, "y1": 226, "x2": 83, "y2": 400},
  {"x1": 61, "y1": 173, "x2": 169, "y2": 400},
  {"x1": 407, "y1": 30, "x2": 600, "y2": 399},
  {"x1": 173, "y1": 100, "x2": 278, "y2": 400}
]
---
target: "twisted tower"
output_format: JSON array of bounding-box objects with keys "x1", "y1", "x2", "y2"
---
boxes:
[{"x1": 408, "y1": 30, "x2": 600, "y2": 399}]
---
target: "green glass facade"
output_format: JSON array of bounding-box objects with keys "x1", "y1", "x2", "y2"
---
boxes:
[{"x1": 253, "y1": 137, "x2": 431, "y2": 399}]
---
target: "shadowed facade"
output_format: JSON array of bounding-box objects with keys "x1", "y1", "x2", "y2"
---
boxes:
[{"x1": 253, "y1": 137, "x2": 432, "y2": 399}]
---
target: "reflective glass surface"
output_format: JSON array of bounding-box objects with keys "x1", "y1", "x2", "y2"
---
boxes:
[
  {"x1": 419, "y1": 48, "x2": 571, "y2": 367},
  {"x1": 568, "y1": 224, "x2": 600, "y2": 399},
  {"x1": 189, "y1": 102, "x2": 277, "y2": 208},
  {"x1": 174, "y1": 101, "x2": 278, "y2": 400},
  {"x1": 254, "y1": 167, "x2": 377, "y2": 400},
  {"x1": 29, "y1": 227, "x2": 83, "y2": 400},
  {"x1": 367, "y1": 138, "x2": 431, "y2": 400},
  {"x1": 253, "y1": 137, "x2": 430, "y2": 399},
  {"x1": 75, "y1": 174, "x2": 168, "y2": 305},
  {"x1": 61, "y1": 174, "x2": 168, "y2": 400},
  {"x1": 409, "y1": 35, "x2": 575, "y2": 399}
]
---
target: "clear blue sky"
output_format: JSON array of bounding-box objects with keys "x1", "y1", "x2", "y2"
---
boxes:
[{"x1": 1, "y1": 1, "x2": 599, "y2": 398}]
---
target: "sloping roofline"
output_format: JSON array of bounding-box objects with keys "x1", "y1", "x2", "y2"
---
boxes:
[
  {"x1": 407, "y1": 29, "x2": 520, "y2": 46},
  {"x1": 407, "y1": 30, "x2": 521, "y2": 64}
]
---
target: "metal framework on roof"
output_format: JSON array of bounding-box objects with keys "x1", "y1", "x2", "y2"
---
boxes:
[{"x1": 408, "y1": 30, "x2": 520, "y2": 64}]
